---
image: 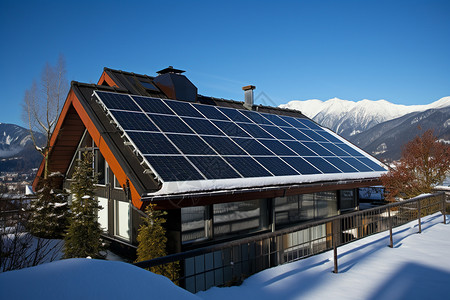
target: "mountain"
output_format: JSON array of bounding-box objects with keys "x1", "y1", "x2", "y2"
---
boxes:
[
  {"x1": 280, "y1": 97, "x2": 450, "y2": 139},
  {"x1": 348, "y1": 106, "x2": 450, "y2": 161},
  {"x1": 0, "y1": 123, "x2": 45, "y2": 172}
]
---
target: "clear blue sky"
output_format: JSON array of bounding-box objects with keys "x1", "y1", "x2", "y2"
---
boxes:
[{"x1": 1, "y1": 0, "x2": 449, "y2": 126}]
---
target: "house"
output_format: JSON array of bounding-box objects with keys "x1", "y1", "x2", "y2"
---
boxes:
[{"x1": 33, "y1": 66, "x2": 387, "y2": 256}]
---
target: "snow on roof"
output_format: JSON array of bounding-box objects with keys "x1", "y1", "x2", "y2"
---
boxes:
[{"x1": 148, "y1": 171, "x2": 385, "y2": 197}]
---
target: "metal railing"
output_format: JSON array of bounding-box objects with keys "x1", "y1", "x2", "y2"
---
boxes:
[{"x1": 136, "y1": 192, "x2": 447, "y2": 293}]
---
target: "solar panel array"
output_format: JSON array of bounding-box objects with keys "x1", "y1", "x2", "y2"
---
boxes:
[{"x1": 94, "y1": 91, "x2": 386, "y2": 183}]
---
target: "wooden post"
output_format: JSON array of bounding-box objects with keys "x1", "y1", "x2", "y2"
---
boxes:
[
  {"x1": 388, "y1": 207, "x2": 393, "y2": 248},
  {"x1": 417, "y1": 200, "x2": 422, "y2": 234},
  {"x1": 332, "y1": 220, "x2": 338, "y2": 273},
  {"x1": 443, "y1": 194, "x2": 447, "y2": 224}
]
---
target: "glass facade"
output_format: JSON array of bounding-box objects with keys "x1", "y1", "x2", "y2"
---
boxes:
[
  {"x1": 339, "y1": 189, "x2": 357, "y2": 211},
  {"x1": 213, "y1": 200, "x2": 263, "y2": 238},
  {"x1": 181, "y1": 199, "x2": 269, "y2": 243},
  {"x1": 274, "y1": 192, "x2": 337, "y2": 227},
  {"x1": 181, "y1": 206, "x2": 208, "y2": 242}
]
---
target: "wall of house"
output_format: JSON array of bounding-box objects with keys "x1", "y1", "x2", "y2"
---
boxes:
[{"x1": 180, "y1": 189, "x2": 358, "y2": 251}]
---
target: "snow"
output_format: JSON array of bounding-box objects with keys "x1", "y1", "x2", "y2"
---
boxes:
[
  {"x1": 146, "y1": 171, "x2": 386, "y2": 198},
  {"x1": 199, "y1": 213, "x2": 450, "y2": 300},
  {"x1": 1, "y1": 213, "x2": 449, "y2": 300},
  {"x1": 0, "y1": 259, "x2": 199, "y2": 300}
]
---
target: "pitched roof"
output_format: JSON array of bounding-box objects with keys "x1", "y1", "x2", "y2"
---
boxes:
[{"x1": 34, "y1": 67, "x2": 386, "y2": 209}]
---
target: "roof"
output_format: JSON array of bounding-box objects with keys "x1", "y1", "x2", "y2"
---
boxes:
[{"x1": 34, "y1": 67, "x2": 387, "y2": 209}]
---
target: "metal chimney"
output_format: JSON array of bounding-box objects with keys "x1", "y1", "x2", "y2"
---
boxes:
[{"x1": 242, "y1": 85, "x2": 256, "y2": 110}]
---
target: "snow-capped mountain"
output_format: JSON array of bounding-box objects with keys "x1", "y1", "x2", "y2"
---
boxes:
[
  {"x1": 0, "y1": 123, "x2": 45, "y2": 172},
  {"x1": 0, "y1": 123, "x2": 37, "y2": 157},
  {"x1": 280, "y1": 96, "x2": 450, "y2": 139},
  {"x1": 349, "y1": 106, "x2": 450, "y2": 161}
]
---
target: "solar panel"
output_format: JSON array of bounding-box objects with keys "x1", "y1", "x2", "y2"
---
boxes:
[
  {"x1": 147, "y1": 114, "x2": 194, "y2": 134},
  {"x1": 96, "y1": 92, "x2": 139, "y2": 111},
  {"x1": 224, "y1": 157, "x2": 272, "y2": 177},
  {"x1": 188, "y1": 156, "x2": 241, "y2": 179},
  {"x1": 145, "y1": 155, "x2": 204, "y2": 181},
  {"x1": 110, "y1": 111, "x2": 158, "y2": 132},
  {"x1": 166, "y1": 134, "x2": 215, "y2": 155},
  {"x1": 231, "y1": 138, "x2": 273, "y2": 155},
  {"x1": 258, "y1": 139, "x2": 297, "y2": 156},
  {"x1": 165, "y1": 100, "x2": 204, "y2": 118},
  {"x1": 182, "y1": 118, "x2": 224, "y2": 136},
  {"x1": 255, "y1": 157, "x2": 299, "y2": 176},
  {"x1": 212, "y1": 120, "x2": 250, "y2": 137},
  {"x1": 132, "y1": 95, "x2": 174, "y2": 115},
  {"x1": 127, "y1": 132, "x2": 179, "y2": 154},
  {"x1": 94, "y1": 91, "x2": 386, "y2": 187}
]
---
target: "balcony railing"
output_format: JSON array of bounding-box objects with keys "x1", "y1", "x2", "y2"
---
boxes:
[{"x1": 134, "y1": 192, "x2": 447, "y2": 293}]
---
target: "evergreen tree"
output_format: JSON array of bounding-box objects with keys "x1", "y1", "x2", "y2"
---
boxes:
[
  {"x1": 135, "y1": 204, "x2": 179, "y2": 282},
  {"x1": 28, "y1": 172, "x2": 69, "y2": 238},
  {"x1": 64, "y1": 152, "x2": 104, "y2": 259}
]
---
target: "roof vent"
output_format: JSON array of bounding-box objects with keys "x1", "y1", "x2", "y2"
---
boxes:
[
  {"x1": 242, "y1": 85, "x2": 256, "y2": 110},
  {"x1": 153, "y1": 66, "x2": 197, "y2": 102}
]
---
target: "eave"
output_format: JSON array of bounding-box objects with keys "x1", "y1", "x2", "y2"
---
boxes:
[{"x1": 143, "y1": 177, "x2": 382, "y2": 209}]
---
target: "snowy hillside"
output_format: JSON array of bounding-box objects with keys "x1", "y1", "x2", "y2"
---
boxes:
[{"x1": 280, "y1": 96, "x2": 450, "y2": 138}]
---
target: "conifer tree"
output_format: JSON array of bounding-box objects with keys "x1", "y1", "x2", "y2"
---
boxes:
[
  {"x1": 28, "y1": 172, "x2": 69, "y2": 238},
  {"x1": 135, "y1": 204, "x2": 179, "y2": 281},
  {"x1": 64, "y1": 152, "x2": 104, "y2": 259}
]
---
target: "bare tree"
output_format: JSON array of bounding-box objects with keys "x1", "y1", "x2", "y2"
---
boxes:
[
  {"x1": 22, "y1": 56, "x2": 70, "y2": 238},
  {"x1": 22, "y1": 55, "x2": 68, "y2": 179}
]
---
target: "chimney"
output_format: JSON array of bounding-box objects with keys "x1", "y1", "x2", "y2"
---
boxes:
[
  {"x1": 242, "y1": 85, "x2": 256, "y2": 110},
  {"x1": 153, "y1": 66, "x2": 198, "y2": 102}
]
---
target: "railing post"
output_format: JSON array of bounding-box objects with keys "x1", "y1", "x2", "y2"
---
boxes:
[
  {"x1": 388, "y1": 207, "x2": 393, "y2": 248},
  {"x1": 443, "y1": 194, "x2": 447, "y2": 224},
  {"x1": 417, "y1": 199, "x2": 422, "y2": 233},
  {"x1": 332, "y1": 220, "x2": 338, "y2": 273}
]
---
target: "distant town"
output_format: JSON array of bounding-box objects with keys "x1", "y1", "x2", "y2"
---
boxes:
[{"x1": 0, "y1": 169, "x2": 37, "y2": 195}]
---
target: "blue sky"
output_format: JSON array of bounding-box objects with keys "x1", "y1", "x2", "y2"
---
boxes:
[{"x1": 1, "y1": 0, "x2": 449, "y2": 126}]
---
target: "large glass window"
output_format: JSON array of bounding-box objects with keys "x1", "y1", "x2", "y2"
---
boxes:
[
  {"x1": 115, "y1": 200, "x2": 130, "y2": 240},
  {"x1": 213, "y1": 200, "x2": 263, "y2": 238},
  {"x1": 275, "y1": 192, "x2": 337, "y2": 227},
  {"x1": 339, "y1": 189, "x2": 357, "y2": 211},
  {"x1": 182, "y1": 206, "x2": 208, "y2": 242},
  {"x1": 95, "y1": 149, "x2": 106, "y2": 185}
]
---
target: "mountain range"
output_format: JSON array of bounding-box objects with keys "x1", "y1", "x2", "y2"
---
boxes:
[
  {"x1": 280, "y1": 97, "x2": 450, "y2": 161},
  {"x1": 0, "y1": 123, "x2": 45, "y2": 172}
]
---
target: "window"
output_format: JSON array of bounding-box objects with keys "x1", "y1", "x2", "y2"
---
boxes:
[
  {"x1": 275, "y1": 192, "x2": 337, "y2": 227},
  {"x1": 339, "y1": 189, "x2": 357, "y2": 211},
  {"x1": 115, "y1": 200, "x2": 131, "y2": 240},
  {"x1": 213, "y1": 200, "x2": 265, "y2": 238},
  {"x1": 95, "y1": 149, "x2": 106, "y2": 185},
  {"x1": 181, "y1": 206, "x2": 208, "y2": 242}
]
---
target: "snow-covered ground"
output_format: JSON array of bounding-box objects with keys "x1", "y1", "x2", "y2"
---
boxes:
[{"x1": 1, "y1": 213, "x2": 449, "y2": 300}]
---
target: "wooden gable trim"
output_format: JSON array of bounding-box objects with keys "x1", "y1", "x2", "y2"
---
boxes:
[
  {"x1": 98, "y1": 71, "x2": 118, "y2": 87},
  {"x1": 33, "y1": 88, "x2": 144, "y2": 209}
]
